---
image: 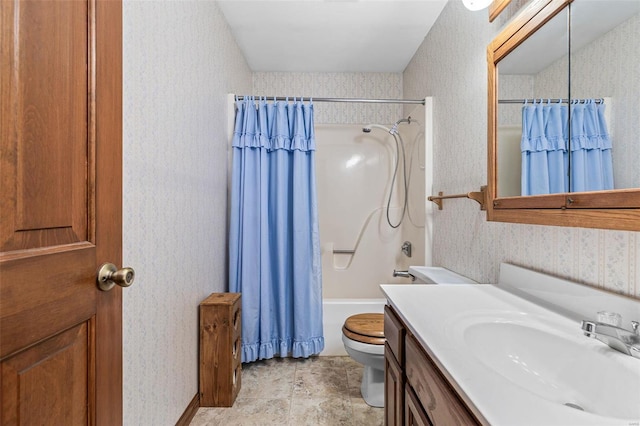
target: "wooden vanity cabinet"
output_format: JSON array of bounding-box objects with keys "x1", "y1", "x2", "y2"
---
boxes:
[
  {"x1": 405, "y1": 384, "x2": 431, "y2": 426},
  {"x1": 384, "y1": 305, "x2": 405, "y2": 425},
  {"x1": 405, "y1": 334, "x2": 480, "y2": 425},
  {"x1": 384, "y1": 305, "x2": 483, "y2": 426},
  {"x1": 385, "y1": 343, "x2": 405, "y2": 425}
]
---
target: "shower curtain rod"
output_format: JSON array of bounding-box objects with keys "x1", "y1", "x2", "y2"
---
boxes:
[
  {"x1": 499, "y1": 98, "x2": 604, "y2": 104},
  {"x1": 235, "y1": 95, "x2": 425, "y2": 105}
]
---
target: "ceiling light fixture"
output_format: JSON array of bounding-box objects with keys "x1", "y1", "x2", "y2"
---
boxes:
[{"x1": 462, "y1": 0, "x2": 492, "y2": 11}]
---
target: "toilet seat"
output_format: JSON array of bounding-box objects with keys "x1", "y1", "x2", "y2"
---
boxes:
[{"x1": 342, "y1": 313, "x2": 385, "y2": 345}]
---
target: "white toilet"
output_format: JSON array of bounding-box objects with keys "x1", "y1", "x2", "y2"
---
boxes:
[
  {"x1": 342, "y1": 313, "x2": 386, "y2": 407},
  {"x1": 341, "y1": 266, "x2": 476, "y2": 407}
]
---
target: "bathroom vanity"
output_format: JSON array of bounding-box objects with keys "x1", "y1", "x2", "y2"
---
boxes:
[
  {"x1": 382, "y1": 264, "x2": 640, "y2": 426},
  {"x1": 384, "y1": 304, "x2": 484, "y2": 425}
]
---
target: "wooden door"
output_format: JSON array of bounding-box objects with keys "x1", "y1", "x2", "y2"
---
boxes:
[{"x1": 0, "y1": 1, "x2": 123, "y2": 424}]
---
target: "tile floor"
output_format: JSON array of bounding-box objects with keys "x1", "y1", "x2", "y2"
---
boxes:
[{"x1": 190, "y1": 356, "x2": 384, "y2": 426}]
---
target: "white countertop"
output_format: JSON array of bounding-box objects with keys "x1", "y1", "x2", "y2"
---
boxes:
[{"x1": 381, "y1": 284, "x2": 640, "y2": 426}]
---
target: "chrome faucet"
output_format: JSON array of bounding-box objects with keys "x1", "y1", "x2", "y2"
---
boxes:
[
  {"x1": 581, "y1": 319, "x2": 640, "y2": 359},
  {"x1": 393, "y1": 270, "x2": 415, "y2": 280}
]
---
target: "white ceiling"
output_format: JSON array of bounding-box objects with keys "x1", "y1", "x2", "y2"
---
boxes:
[{"x1": 217, "y1": 0, "x2": 449, "y2": 73}]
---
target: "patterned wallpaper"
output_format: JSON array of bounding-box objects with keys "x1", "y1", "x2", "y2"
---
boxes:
[
  {"x1": 403, "y1": 0, "x2": 639, "y2": 298},
  {"x1": 122, "y1": 1, "x2": 251, "y2": 424},
  {"x1": 253, "y1": 72, "x2": 403, "y2": 124}
]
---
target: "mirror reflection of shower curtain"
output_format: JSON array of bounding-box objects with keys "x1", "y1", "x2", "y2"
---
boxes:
[
  {"x1": 521, "y1": 100, "x2": 568, "y2": 195},
  {"x1": 521, "y1": 99, "x2": 613, "y2": 195},
  {"x1": 570, "y1": 100, "x2": 614, "y2": 192},
  {"x1": 229, "y1": 97, "x2": 324, "y2": 363}
]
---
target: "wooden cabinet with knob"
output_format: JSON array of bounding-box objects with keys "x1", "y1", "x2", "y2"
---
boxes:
[{"x1": 199, "y1": 293, "x2": 242, "y2": 407}]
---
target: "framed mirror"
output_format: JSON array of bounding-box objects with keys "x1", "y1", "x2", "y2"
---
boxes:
[
  {"x1": 487, "y1": 0, "x2": 640, "y2": 231},
  {"x1": 489, "y1": 0, "x2": 513, "y2": 22}
]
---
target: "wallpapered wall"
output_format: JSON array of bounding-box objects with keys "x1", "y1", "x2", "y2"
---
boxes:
[
  {"x1": 403, "y1": 0, "x2": 639, "y2": 298},
  {"x1": 122, "y1": 2, "x2": 251, "y2": 424},
  {"x1": 253, "y1": 72, "x2": 403, "y2": 124}
]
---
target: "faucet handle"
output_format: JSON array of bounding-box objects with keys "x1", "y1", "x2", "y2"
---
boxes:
[
  {"x1": 581, "y1": 320, "x2": 597, "y2": 338},
  {"x1": 632, "y1": 321, "x2": 639, "y2": 335},
  {"x1": 597, "y1": 311, "x2": 622, "y2": 327}
]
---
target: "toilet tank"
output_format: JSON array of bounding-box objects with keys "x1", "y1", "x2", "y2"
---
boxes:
[{"x1": 408, "y1": 266, "x2": 476, "y2": 284}]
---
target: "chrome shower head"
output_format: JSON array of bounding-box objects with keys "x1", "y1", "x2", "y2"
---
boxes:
[{"x1": 390, "y1": 117, "x2": 412, "y2": 134}]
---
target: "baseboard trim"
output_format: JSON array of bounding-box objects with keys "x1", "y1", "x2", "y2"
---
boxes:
[{"x1": 175, "y1": 393, "x2": 200, "y2": 426}]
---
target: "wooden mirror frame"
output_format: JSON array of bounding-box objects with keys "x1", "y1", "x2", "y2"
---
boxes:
[
  {"x1": 489, "y1": 0, "x2": 513, "y2": 22},
  {"x1": 486, "y1": 0, "x2": 640, "y2": 231}
]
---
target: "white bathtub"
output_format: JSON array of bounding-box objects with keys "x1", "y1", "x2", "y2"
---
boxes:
[{"x1": 321, "y1": 298, "x2": 386, "y2": 356}]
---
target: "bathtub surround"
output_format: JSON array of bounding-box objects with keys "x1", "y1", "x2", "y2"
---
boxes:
[
  {"x1": 229, "y1": 98, "x2": 324, "y2": 362},
  {"x1": 122, "y1": 2, "x2": 251, "y2": 424},
  {"x1": 315, "y1": 124, "x2": 424, "y2": 300}
]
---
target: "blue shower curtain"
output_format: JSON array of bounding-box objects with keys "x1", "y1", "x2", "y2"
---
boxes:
[
  {"x1": 229, "y1": 97, "x2": 324, "y2": 363},
  {"x1": 521, "y1": 99, "x2": 613, "y2": 195}
]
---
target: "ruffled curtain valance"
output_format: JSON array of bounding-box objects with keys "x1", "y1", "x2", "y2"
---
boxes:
[{"x1": 232, "y1": 97, "x2": 316, "y2": 152}]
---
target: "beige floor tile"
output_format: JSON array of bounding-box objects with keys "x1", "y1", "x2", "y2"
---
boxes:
[
  {"x1": 351, "y1": 398, "x2": 384, "y2": 426},
  {"x1": 191, "y1": 398, "x2": 290, "y2": 425},
  {"x1": 288, "y1": 397, "x2": 354, "y2": 426},
  {"x1": 242, "y1": 357, "x2": 298, "y2": 377},
  {"x1": 345, "y1": 365, "x2": 364, "y2": 400},
  {"x1": 238, "y1": 363, "x2": 296, "y2": 398},
  {"x1": 190, "y1": 356, "x2": 384, "y2": 425},
  {"x1": 189, "y1": 407, "x2": 231, "y2": 426},
  {"x1": 293, "y1": 368, "x2": 350, "y2": 399},
  {"x1": 294, "y1": 355, "x2": 354, "y2": 372}
]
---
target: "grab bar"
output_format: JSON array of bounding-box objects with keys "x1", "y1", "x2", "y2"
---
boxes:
[{"x1": 333, "y1": 249, "x2": 355, "y2": 254}]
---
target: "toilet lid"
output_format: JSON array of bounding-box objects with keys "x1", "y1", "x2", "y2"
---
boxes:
[{"x1": 342, "y1": 313, "x2": 385, "y2": 345}]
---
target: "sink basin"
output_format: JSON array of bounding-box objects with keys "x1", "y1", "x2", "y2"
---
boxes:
[
  {"x1": 463, "y1": 319, "x2": 640, "y2": 419},
  {"x1": 382, "y1": 276, "x2": 640, "y2": 425}
]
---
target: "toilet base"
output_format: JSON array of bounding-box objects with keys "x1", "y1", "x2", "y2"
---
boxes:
[{"x1": 360, "y1": 364, "x2": 384, "y2": 407}]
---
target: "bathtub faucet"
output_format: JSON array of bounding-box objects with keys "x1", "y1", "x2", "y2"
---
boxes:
[
  {"x1": 393, "y1": 270, "x2": 415, "y2": 281},
  {"x1": 401, "y1": 241, "x2": 412, "y2": 257}
]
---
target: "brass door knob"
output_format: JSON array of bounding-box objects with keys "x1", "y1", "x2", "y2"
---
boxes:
[{"x1": 97, "y1": 263, "x2": 135, "y2": 291}]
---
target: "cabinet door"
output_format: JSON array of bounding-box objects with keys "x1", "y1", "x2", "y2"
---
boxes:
[
  {"x1": 384, "y1": 305, "x2": 404, "y2": 362},
  {"x1": 405, "y1": 335, "x2": 480, "y2": 425},
  {"x1": 405, "y1": 384, "x2": 431, "y2": 426},
  {"x1": 385, "y1": 343, "x2": 404, "y2": 426}
]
